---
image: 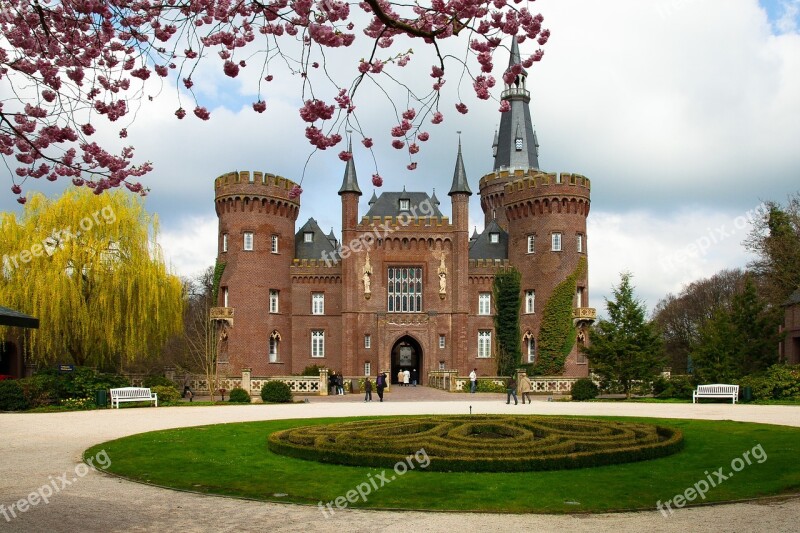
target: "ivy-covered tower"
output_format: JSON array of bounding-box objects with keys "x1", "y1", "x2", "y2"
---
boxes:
[{"x1": 477, "y1": 39, "x2": 593, "y2": 377}]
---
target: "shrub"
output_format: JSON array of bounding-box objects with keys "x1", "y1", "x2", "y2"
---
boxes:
[
  {"x1": 739, "y1": 364, "x2": 800, "y2": 401},
  {"x1": 0, "y1": 380, "x2": 30, "y2": 411},
  {"x1": 571, "y1": 378, "x2": 599, "y2": 401},
  {"x1": 143, "y1": 375, "x2": 177, "y2": 388},
  {"x1": 228, "y1": 387, "x2": 251, "y2": 403},
  {"x1": 150, "y1": 385, "x2": 181, "y2": 403},
  {"x1": 300, "y1": 364, "x2": 325, "y2": 376},
  {"x1": 19, "y1": 373, "x2": 63, "y2": 407},
  {"x1": 30, "y1": 367, "x2": 129, "y2": 402},
  {"x1": 261, "y1": 381, "x2": 292, "y2": 403},
  {"x1": 460, "y1": 380, "x2": 507, "y2": 393},
  {"x1": 654, "y1": 375, "x2": 695, "y2": 399}
]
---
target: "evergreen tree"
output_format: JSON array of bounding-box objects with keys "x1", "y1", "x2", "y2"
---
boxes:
[
  {"x1": 493, "y1": 268, "x2": 521, "y2": 377},
  {"x1": 582, "y1": 273, "x2": 664, "y2": 399},
  {"x1": 691, "y1": 275, "x2": 782, "y2": 382},
  {"x1": 0, "y1": 189, "x2": 184, "y2": 368}
]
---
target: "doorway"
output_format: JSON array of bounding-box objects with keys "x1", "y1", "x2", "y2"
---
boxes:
[{"x1": 390, "y1": 335, "x2": 423, "y2": 385}]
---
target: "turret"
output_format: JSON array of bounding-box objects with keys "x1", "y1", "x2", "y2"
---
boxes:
[{"x1": 214, "y1": 170, "x2": 299, "y2": 376}]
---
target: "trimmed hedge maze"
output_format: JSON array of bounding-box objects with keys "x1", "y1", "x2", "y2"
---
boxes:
[{"x1": 268, "y1": 415, "x2": 684, "y2": 472}]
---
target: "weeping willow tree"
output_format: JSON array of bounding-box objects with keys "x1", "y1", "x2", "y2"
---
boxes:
[{"x1": 0, "y1": 189, "x2": 184, "y2": 367}]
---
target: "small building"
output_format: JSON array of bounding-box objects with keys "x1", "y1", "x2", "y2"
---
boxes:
[
  {"x1": 0, "y1": 305, "x2": 39, "y2": 379},
  {"x1": 781, "y1": 288, "x2": 800, "y2": 365}
]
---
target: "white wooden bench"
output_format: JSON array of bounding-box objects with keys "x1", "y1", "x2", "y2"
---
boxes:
[
  {"x1": 110, "y1": 387, "x2": 158, "y2": 409},
  {"x1": 693, "y1": 384, "x2": 739, "y2": 404}
]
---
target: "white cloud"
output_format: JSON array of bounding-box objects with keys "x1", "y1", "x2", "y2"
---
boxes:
[{"x1": 157, "y1": 215, "x2": 218, "y2": 280}]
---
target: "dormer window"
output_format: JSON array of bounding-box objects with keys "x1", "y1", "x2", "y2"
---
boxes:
[
  {"x1": 304, "y1": 232, "x2": 313, "y2": 243},
  {"x1": 515, "y1": 137, "x2": 523, "y2": 151},
  {"x1": 399, "y1": 199, "x2": 410, "y2": 211},
  {"x1": 490, "y1": 233, "x2": 499, "y2": 244}
]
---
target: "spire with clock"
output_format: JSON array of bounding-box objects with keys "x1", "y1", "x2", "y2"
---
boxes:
[{"x1": 492, "y1": 37, "x2": 540, "y2": 172}]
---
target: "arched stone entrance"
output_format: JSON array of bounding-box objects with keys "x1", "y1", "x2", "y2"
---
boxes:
[{"x1": 390, "y1": 335, "x2": 423, "y2": 385}]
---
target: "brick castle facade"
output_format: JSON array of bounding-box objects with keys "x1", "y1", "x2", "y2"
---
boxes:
[{"x1": 212, "y1": 41, "x2": 596, "y2": 384}]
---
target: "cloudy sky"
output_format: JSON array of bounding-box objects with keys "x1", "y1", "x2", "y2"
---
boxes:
[{"x1": 3, "y1": 0, "x2": 799, "y2": 314}]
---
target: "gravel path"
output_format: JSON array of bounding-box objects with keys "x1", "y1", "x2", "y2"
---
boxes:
[{"x1": 1, "y1": 397, "x2": 799, "y2": 533}]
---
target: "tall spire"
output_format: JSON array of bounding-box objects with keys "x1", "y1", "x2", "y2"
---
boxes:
[
  {"x1": 337, "y1": 136, "x2": 362, "y2": 196},
  {"x1": 492, "y1": 37, "x2": 540, "y2": 172},
  {"x1": 449, "y1": 134, "x2": 472, "y2": 196}
]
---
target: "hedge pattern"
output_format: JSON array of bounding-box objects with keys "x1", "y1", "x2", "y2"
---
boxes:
[{"x1": 268, "y1": 415, "x2": 684, "y2": 472}]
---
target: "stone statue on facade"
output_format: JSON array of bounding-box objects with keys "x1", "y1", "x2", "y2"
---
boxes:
[
  {"x1": 438, "y1": 254, "x2": 447, "y2": 297},
  {"x1": 363, "y1": 252, "x2": 373, "y2": 296}
]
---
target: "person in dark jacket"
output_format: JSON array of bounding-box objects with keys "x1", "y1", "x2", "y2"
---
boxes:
[
  {"x1": 364, "y1": 377, "x2": 373, "y2": 402},
  {"x1": 506, "y1": 375, "x2": 518, "y2": 405},
  {"x1": 376, "y1": 372, "x2": 387, "y2": 402}
]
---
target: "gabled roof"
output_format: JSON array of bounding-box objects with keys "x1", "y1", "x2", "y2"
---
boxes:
[
  {"x1": 0, "y1": 305, "x2": 39, "y2": 328},
  {"x1": 785, "y1": 288, "x2": 800, "y2": 306},
  {"x1": 364, "y1": 191, "x2": 444, "y2": 219},
  {"x1": 469, "y1": 220, "x2": 508, "y2": 260},
  {"x1": 295, "y1": 218, "x2": 338, "y2": 260}
]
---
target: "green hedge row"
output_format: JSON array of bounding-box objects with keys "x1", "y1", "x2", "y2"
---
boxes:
[{"x1": 268, "y1": 415, "x2": 684, "y2": 472}]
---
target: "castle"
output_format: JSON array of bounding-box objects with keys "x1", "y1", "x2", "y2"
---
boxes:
[{"x1": 212, "y1": 41, "x2": 595, "y2": 384}]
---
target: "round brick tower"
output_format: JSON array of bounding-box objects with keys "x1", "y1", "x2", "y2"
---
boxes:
[
  {"x1": 214, "y1": 170, "x2": 299, "y2": 376},
  {"x1": 479, "y1": 37, "x2": 593, "y2": 377}
]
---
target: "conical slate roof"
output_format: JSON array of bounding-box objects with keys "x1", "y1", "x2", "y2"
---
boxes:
[
  {"x1": 448, "y1": 139, "x2": 472, "y2": 196},
  {"x1": 338, "y1": 138, "x2": 362, "y2": 195}
]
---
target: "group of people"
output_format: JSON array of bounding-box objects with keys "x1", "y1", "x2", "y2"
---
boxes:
[
  {"x1": 396, "y1": 368, "x2": 416, "y2": 387},
  {"x1": 469, "y1": 368, "x2": 533, "y2": 404},
  {"x1": 363, "y1": 372, "x2": 388, "y2": 402},
  {"x1": 328, "y1": 371, "x2": 344, "y2": 395}
]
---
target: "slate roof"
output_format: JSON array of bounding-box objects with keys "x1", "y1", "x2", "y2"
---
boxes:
[
  {"x1": 0, "y1": 305, "x2": 39, "y2": 328},
  {"x1": 364, "y1": 191, "x2": 444, "y2": 219},
  {"x1": 448, "y1": 140, "x2": 472, "y2": 196},
  {"x1": 337, "y1": 139, "x2": 362, "y2": 195},
  {"x1": 469, "y1": 220, "x2": 508, "y2": 260},
  {"x1": 295, "y1": 218, "x2": 338, "y2": 260}
]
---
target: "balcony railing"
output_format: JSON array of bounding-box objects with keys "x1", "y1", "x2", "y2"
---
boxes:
[
  {"x1": 573, "y1": 307, "x2": 597, "y2": 321},
  {"x1": 210, "y1": 307, "x2": 234, "y2": 322}
]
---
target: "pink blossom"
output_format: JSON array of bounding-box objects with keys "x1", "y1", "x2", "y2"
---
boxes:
[
  {"x1": 289, "y1": 184, "x2": 303, "y2": 199},
  {"x1": 402, "y1": 108, "x2": 416, "y2": 120},
  {"x1": 362, "y1": 137, "x2": 373, "y2": 148},
  {"x1": 299, "y1": 100, "x2": 335, "y2": 122},
  {"x1": 265, "y1": 75, "x2": 274, "y2": 82},
  {"x1": 183, "y1": 78, "x2": 193, "y2": 89},
  {"x1": 431, "y1": 65, "x2": 444, "y2": 78},
  {"x1": 82, "y1": 123, "x2": 96, "y2": 136},
  {"x1": 408, "y1": 143, "x2": 419, "y2": 154},
  {"x1": 499, "y1": 100, "x2": 511, "y2": 112},
  {"x1": 253, "y1": 100, "x2": 267, "y2": 113},
  {"x1": 432, "y1": 112, "x2": 444, "y2": 124},
  {"x1": 175, "y1": 108, "x2": 187, "y2": 119},
  {"x1": 407, "y1": 162, "x2": 417, "y2": 170},
  {"x1": 338, "y1": 151, "x2": 353, "y2": 161},
  {"x1": 418, "y1": 132, "x2": 430, "y2": 142},
  {"x1": 16, "y1": 197, "x2": 27, "y2": 205},
  {"x1": 223, "y1": 61, "x2": 239, "y2": 77},
  {"x1": 455, "y1": 103, "x2": 468, "y2": 114},
  {"x1": 193, "y1": 107, "x2": 211, "y2": 120},
  {"x1": 392, "y1": 140, "x2": 404, "y2": 149},
  {"x1": 119, "y1": 128, "x2": 128, "y2": 138},
  {"x1": 372, "y1": 174, "x2": 383, "y2": 187},
  {"x1": 11, "y1": 185, "x2": 21, "y2": 195}
]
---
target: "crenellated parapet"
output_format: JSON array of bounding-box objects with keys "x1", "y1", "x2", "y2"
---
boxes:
[
  {"x1": 358, "y1": 216, "x2": 451, "y2": 227},
  {"x1": 468, "y1": 258, "x2": 511, "y2": 271},
  {"x1": 214, "y1": 170, "x2": 300, "y2": 219},
  {"x1": 483, "y1": 170, "x2": 591, "y2": 220}
]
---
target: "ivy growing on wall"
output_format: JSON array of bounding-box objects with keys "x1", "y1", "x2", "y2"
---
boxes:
[
  {"x1": 534, "y1": 257, "x2": 587, "y2": 375},
  {"x1": 211, "y1": 261, "x2": 226, "y2": 304},
  {"x1": 493, "y1": 267, "x2": 522, "y2": 377}
]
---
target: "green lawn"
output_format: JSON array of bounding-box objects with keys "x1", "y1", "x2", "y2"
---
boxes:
[{"x1": 85, "y1": 416, "x2": 800, "y2": 513}]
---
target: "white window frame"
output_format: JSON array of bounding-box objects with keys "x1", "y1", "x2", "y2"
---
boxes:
[
  {"x1": 387, "y1": 266, "x2": 423, "y2": 313},
  {"x1": 576, "y1": 288, "x2": 583, "y2": 308},
  {"x1": 243, "y1": 231, "x2": 254, "y2": 251},
  {"x1": 527, "y1": 235, "x2": 535, "y2": 254},
  {"x1": 364, "y1": 334, "x2": 371, "y2": 349},
  {"x1": 477, "y1": 330, "x2": 492, "y2": 358},
  {"x1": 312, "y1": 293, "x2": 324, "y2": 315},
  {"x1": 439, "y1": 335, "x2": 445, "y2": 349},
  {"x1": 577, "y1": 233, "x2": 584, "y2": 253},
  {"x1": 551, "y1": 232, "x2": 562, "y2": 252},
  {"x1": 525, "y1": 290, "x2": 535, "y2": 314},
  {"x1": 271, "y1": 234, "x2": 279, "y2": 253},
  {"x1": 311, "y1": 330, "x2": 325, "y2": 358},
  {"x1": 527, "y1": 338, "x2": 536, "y2": 363},
  {"x1": 364, "y1": 362, "x2": 371, "y2": 376},
  {"x1": 269, "y1": 336, "x2": 278, "y2": 363},
  {"x1": 269, "y1": 289, "x2": 279, "y2": 314},
  {"x1": 222, "y1": 233, "x2": 228, "y2": 253},
  {"x1": 490, "y1": 233, "x2": 499, "y2": 244},
  {"x1": 399, "y1": 199, "x2": 410, "y2": 211},
  {"x1": 478, "y1": 293, "x2": 491, "y2": 315},
  {"x1": 222, "y1": 287, "x2": 229, "y2": 307},
  {"x1": 304, "y1": 232, "x2": 313, "y2": 243},
  {"x1": 438, "y1": 361, "x2": 446, "y2": 370}
]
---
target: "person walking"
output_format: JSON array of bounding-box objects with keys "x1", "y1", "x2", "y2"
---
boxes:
[
  {"x1": 469, "y1": 368, "x2": 477, "y2": 393},
  {"x1": 397, "y1": 369, "x2": 404, "y2": 387},
  {"x1": 519, "y1": 373, "x2": 533, "y2": 404},
  {"x1": 506, "y1": 375, "x2": 518, "y2": 405},
  {"x1": 376, "y1": 372, "x2": 387, "y2": 402},
  {"x1": 336, "y1": 373, "x2": 344, "y2": 395},
  {"x1": 364, "y1": 377, "x2": 373, "y2": 402},
  {"x1": 403, "y1": 369, "x2": 410, "y2": 387}
]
